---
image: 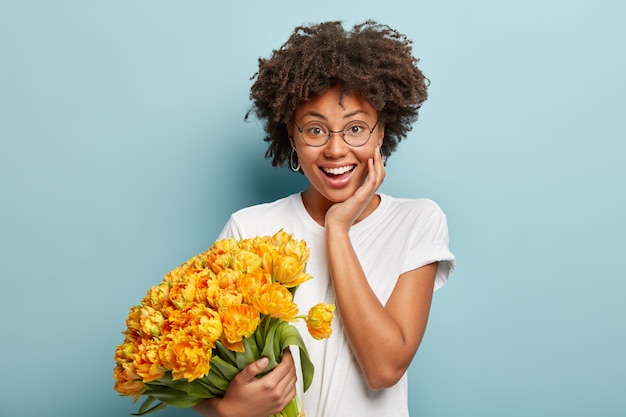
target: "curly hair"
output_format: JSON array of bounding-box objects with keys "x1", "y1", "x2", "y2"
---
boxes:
[{"x1": 246, "y1": 20, "x2": 429, "y2": 167}]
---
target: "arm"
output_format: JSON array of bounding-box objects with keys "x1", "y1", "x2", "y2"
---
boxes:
[
  {"x1": 326, "y1": 231, "x2": 437, "y2": 389},
  {"x1": 324, "y1": 147, "x2": 438, "y2": 389},
  {"x1": 192, "y1": 350, "x2": 297, "y2": 417}
]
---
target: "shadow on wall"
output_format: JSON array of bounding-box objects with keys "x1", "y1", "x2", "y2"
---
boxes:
[{"x1": 238, "y1": 135, "x2": 309, "y2": 206}]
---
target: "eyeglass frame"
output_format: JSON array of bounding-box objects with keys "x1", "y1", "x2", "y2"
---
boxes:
[{"x1": 293, "y1": 119, "x2": 380, "y2": 147}]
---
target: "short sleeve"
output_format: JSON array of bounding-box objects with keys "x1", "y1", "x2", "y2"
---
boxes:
[
  {"x1": 402, "y1": 207, "x2": 455, "y2": 291},
  {"x1": 217, "y1": 216, "x2": 242, "y2": 240}
]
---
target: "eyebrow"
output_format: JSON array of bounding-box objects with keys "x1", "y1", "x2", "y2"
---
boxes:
[{"x1": 301, "y1": 109, "x2": 370, "y2": 120}]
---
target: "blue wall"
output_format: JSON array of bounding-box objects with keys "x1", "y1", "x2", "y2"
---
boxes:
[{"x1": 1, "y1": 1, "x2": 624, "y2": 416}]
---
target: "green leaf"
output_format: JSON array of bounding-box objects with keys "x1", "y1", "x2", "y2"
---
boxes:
[
  {"x1": 274, "y1": 322, "x2": 315, "y2": 392},
  {"x1": 196, "y1": 376, "x2": 228, "y2": 397},
  {"x1": 140, "y1": 386, "x2": 202, "y2": 407},
  {"x1": 209, "y1": 356, "x2": 240, "y2": 385},
  {"x1": 132, "y1": 397, "x2": 168, "y2": 416},
  {"x1": 214, "y1": 340, "x2": 238, "y2": 365},
  {"x1": 146, "y1": 373, "x2": 212, "y2": 398},
  {"x1": 134, "y1": 396, "x2": 159, "y2": 415},
  {"x1": 259, "y1": 318, "x2": 281, "y2": 370},
  {"x1": 169, "y1": 379, "x2": 213, "y2": 398},
  {"x1": 236, "y1": 335, "x2": 260, "y2": 370}
]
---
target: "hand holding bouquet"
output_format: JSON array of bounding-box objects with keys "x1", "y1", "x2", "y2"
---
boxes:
[{"x1": 113, "y1": 230, "x2": 334, "y2": 416}]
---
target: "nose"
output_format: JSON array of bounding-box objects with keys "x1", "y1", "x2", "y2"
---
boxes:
[{"x1": 323, "y1": 131, "x2": 349, "y2": 156}]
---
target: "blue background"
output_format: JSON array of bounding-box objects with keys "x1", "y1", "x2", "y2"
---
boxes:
[{"x1": 1, "y1": 1, "x2": 624, "y2": 416}]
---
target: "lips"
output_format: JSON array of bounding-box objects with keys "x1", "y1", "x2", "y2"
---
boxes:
[{"x1": 322, "y1": 165, "x2": 355, "y2": 176}]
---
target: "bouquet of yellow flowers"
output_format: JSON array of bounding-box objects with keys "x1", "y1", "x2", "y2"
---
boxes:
[{"x1": 113, "y1": 230, "x2": 334, "y2": 416}]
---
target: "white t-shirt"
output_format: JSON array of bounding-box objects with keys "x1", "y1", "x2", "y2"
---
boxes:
[{"x1": 218, "y1": 193, "x2": 455, "y2": 417}]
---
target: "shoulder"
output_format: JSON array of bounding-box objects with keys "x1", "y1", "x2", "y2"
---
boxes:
[
  {"x1": 380, "y1": 194, "x2": 447, "y2": 221},
  {"x1": 231, "y1": 194, "x2": 298, "y2": 219},
  {"x1": 219, "y1": 193, "x2": 303, "y2": 239}
]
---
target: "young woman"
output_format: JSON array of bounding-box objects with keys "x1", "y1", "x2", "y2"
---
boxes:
[{"x1": 193, "y1": 20, "x2": 455, "y2": 417}]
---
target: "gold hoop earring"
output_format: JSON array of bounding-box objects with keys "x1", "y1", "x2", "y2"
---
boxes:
[{"x1": 290, "y1": 148, "x2": 301, "y2": 172}]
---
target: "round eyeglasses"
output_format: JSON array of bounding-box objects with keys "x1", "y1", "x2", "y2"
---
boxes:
[{"x1": 294, "y1": 119, "x2": 379, "y2": 147}]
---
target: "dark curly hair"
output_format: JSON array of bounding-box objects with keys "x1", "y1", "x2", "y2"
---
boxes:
[{"x1": 246, "y1": 20, "x2": 429, "y2": 167}]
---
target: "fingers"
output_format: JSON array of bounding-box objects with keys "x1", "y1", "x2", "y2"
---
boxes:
[
  {"x1": 357, "y1": 146, "x2": 385, "y2": 198},
  {"x1": 219, "y1": 354, "x2": 297, "y2": 417},
  {"x1": 372, "y1": 145, "x2": 386, "y2": 185},
  {"x1": 237, "y1": 356, "x2": 270, "y2": 382}
]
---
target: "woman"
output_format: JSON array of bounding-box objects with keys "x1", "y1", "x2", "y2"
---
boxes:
[{"x1": 194, "y1": 20, "x2": 455, "y2": 417}]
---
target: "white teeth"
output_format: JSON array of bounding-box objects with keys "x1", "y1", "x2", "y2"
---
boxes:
[{"x1": 323, "y1": 166, "x2": 354, "y2": 175}]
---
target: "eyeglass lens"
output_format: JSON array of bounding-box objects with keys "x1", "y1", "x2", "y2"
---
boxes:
[{"x1": 299, "y1": 120, "x2": 374, "y2": 147}]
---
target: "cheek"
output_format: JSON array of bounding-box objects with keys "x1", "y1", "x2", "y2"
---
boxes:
[
  {"x1": 357, "y1": 144, "x2": 379, "y2": 160},
  {"x1": 295, "y1": 146, "x2": 319, "y2": 167}
]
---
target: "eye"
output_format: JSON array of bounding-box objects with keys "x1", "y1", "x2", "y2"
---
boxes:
[
  {"x1": 304, "y1": 123, "x2": 327, "y2": 137},
  {"x1": 344, "y1": 122, "x2": 368, "y2": 136}
]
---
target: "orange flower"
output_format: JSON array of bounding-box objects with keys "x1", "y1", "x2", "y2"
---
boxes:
[
  {"x1": 159, "y1": 330, "x2": 211, "y2": 382},
  {"x1": 124, "y1": 306, "x2": 143, "y2": 337},
  {"x1": 250, "y1": 282, "x2": 298, "y2": 320},
  {"x1": 220, "y1": 304, "x2": 261, "y2": 352},
  {"x1": 169, "y1": 277, "x2": 197, "y2": 309},
  {"x1": 232, "y1": 249, "x2": 263, "y2": 273},
  {"x1": 194, "y1": 270, "x2": 220, "y2": 307},
  {"x1": 133, "y1": 338, "x2": 165, "y2": 382},
  {"x1": 113, "y1": 364, "x2": 145, "y2": 397},
  {"x1": 270, "y1": 230, "x2": 293, "y2": 247},
  {"x1": 306, "y1": 303, "x2": 335, "y2": 340},
  {"x1": 271, "y1": 252, "x2": 312, "y2": 288},
  {"x1": 215, "y1": 268, "x2": 243, "y2": 290},
  {"x1": 237, "y1": 269, "x2": 272, "y2": 302},
  {"x1": 205, "y1": 238, "x2": 239, "y2": 273},
  {"x1": 142, "y1": 282, "x2": 170, "y2": 310},
  {"x1": 165, "y1": 305, "x2": 222, "y2": 348},
  {"x1": 114, "y1": 340, "x2": 138, "y2": 364},
  {"x1": 186, "y1": 304, "x2": 223, "y2": 347},
  {"x1": 139, "y1": 306, "x2": 165, "y2": 338},
  {"x1": 279, "y1": 237, "x2": 310, "y2": 263},
  {"x1": 114, "y1": 231, "x2": 330, "y2": 414},
  {"x1": 216, "y1": 288, "x2": 244, "y2": 311}
]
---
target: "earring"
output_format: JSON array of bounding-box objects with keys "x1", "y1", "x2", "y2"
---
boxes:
[{"x1": 290, "y1": 148, "x2": 301, "y2": 172}]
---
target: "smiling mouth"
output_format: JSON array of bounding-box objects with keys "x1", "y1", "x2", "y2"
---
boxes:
[{"x1": 322, "y1": 165, "x2": 355, "y2": 176}]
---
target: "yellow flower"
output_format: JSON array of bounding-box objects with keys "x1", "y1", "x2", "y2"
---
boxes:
[
  {"x1": 220, "y1": 304, "x2": 261, "y2": 352},
  {"x1": 139, "y1": 306, "x2": 165, "y2": 338},
  {"x1": 142, "y1": 282, "x2": 170, "y2": 310},
  {"x1": 159, "y1": 330, "x2": 211, "y2": 382},
  {"x1": 205, "y1": 238, "x2": 239, "y2": 273},
  {"x1": 114, "y1": 231, "x2": 330, "y2": 415},
  {"x1": 306, "y1": 303, "x2": 335, "y2": 340},
  {"x1": 232, "y1": 249, "x2": 263, "y2": 273},
  {"x1": 169, "y1": 277, "x2": 197, "y2": 309},
  {"x1": 194, "y1": 270, "x2": 220, "y2": 307},
  {"x1": 124, "y1": 306, "x2": 143, "y2": 338},
  {"x1": 133, "y1": 338, "x2": 165, "y2": 382},
  {"x1": 113, "y1": 364, "x2": 145, "y2": 397},
  {"x1": 216, "y1": 268, "x2": 243, "y2": 290},
  {"x1": 279, "y1": 237, "x2": 310, "y2": 263},
  {"x1": 271, "y1": 252, "x2": 312, "y2": 288},
  {"x1": 237, "y1": 269, "x2": 272, "y2": 302},
  {"x1": 270, "y1": 230, "x2": 293, "y2": 247},
  {"x1": 216, "y1": 288, "x2": 244, "y2": 311},
  {"x1": 186, "y1": 304, "x2": 223, "y2": 347},
  {"x1": 165, "y1": 305, "x2": 222, "y2": 348},
  {"x1": 251, "y1": 282, "x2": 298, "y2": 320}
]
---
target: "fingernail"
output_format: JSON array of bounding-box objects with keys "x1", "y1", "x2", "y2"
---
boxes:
[{"x1": 257, "y1": 357, "x2": 269, "y2": 368}]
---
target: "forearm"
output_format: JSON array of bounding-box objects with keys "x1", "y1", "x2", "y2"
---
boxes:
[
  {"x1": 192, "y1": 398, "x2": 223, "y2": 417},
  {"x1": 325, "y1": 228, "x2": 415, "y2": 388}
]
